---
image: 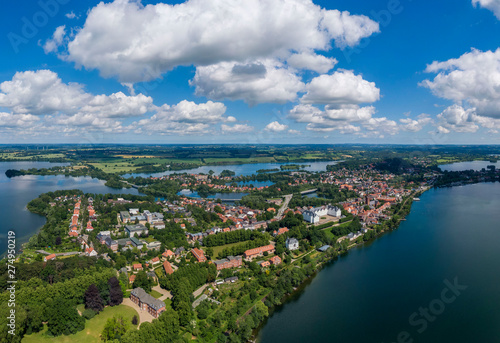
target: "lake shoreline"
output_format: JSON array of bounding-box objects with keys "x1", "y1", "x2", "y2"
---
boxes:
[
  {"x1": 250, "y1": 187, "x2": 429, "y2": 342},
  {"x1": 256, "y1": 182, "x2": 500, "y2": 342}
]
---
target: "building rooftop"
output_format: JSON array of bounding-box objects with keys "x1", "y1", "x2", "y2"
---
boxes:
[
  {"x1": 131, "y1": 287, "x2": 165, "y2": 311},
  {"x1": 163, "y1": 261, "x2": 174, "y2": 275}
]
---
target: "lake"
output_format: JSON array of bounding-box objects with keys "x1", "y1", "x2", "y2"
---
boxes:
[
  {"x1": 257, "y1": 182, "x2": 500, "y2": 342},
  {"x1": 124, "y1": 160, "x2": 339, "y2": 178},
  {"x1": 439, "y1": 160, "x2": 500, "y2": 171},
  {"x1": 0, "y1": 161, "x2": 139, "y2": 256}
]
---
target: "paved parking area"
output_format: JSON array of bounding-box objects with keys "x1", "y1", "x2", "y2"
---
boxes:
[{"x1": 122, "y1": 298, "x2": 153, "y2": 325}]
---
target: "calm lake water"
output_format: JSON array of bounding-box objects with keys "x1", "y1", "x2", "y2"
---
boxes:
[
  {"x1": 124, "y1": 160, "x2": 339, "y2": 178},
  {"x1": 177, "y1": 189, "x2": 248, "y2": 201},
  {"x1": 258, "y1": 183, "x2": 500, "y2": 343},
  {"x1": 439, "y1": 160, "x2": 500, "y2": 171},
  {"x1": 230, "y1": 180, "x2": 275, "y2": 187},
  {"x1": 0, "y1": 161, "x2": 139, "y2": 256}
]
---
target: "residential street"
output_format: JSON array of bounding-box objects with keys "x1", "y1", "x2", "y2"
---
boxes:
[{"x1": 276, "y1": 194, "x2": 293, "y2": 219}]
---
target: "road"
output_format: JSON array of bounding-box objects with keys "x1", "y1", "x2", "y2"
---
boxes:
[
  {"x1": 122, "y1": 180, "x2": 140, "y2": 189},
  {"x1": 35, "y1": 250, "x2": 81, "y2": 256},
  {"x1": 152, "y1": 285, "x2": 172, "y2": 301},
  {"x1": 122, "y1": 298, "x2": 152, "y2": 325},
  {"x1": 193, "y1": 283, "x2": 210, "y2": 298},
  {"x1": 276, "y1": 194, "x2": 293, "y2": 219}
]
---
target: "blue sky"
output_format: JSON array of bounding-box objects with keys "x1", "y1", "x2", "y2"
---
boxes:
[{"x1": 1, "y1": 0, "x2": 500, "y2": 144}]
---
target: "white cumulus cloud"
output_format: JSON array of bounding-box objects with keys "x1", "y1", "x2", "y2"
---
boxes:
[
  {"x1": 422, "y1": 48, "x2": 500, "y2": 135},
  {"x1": 399, "y1": 115, "x2": 432, "y2": 132},
  {"x1": 287, "y1": 52, "x2": 337, "y2": 74},
  {"x1": 191, "y1": 59, "x2": 305, "y2": 105},
  {"x1": 472, "y1": 0, "x2": 500, "y2": 19},
  {"x1": 288, "y1": 103, "x2": 398, "y2": 137},
  {"x1": 421, "y1": 48, "x2": 500, "y2": 118},
  {"x1": 43, "y1": 25, "x2": 66, "y2": 54},
  {"x1": 300, "y1": 70, "x2": 380, "y2": 105},
  {"x1": 264, "y1": 121, "x2": 289, "y2": 132},
  {"x1": 433, "y1": 104, "x2": 500, "y2": 133},
  {"x1": 221, "y1": 124, "x2": 254, "y2": 133},
  {"x1": 56, "y1": 0, "x2": 379, "y2": 82},
  {"x1": 0, "y1": 70, "x2": 155, "y2": 134},
  {"x1": 0, "y1": 70, "x2": 153, "y2": 118},
  {"x1": 136, "y1": 100, "x2": 231, "y2": 135},
  {"x1": 0, "y1": 112, "x2": 40, "y2": 128}
]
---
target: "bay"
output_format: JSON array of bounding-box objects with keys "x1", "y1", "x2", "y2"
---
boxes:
[{"x1": 257, "y1": 182, "x2": 500, "y2": 343}]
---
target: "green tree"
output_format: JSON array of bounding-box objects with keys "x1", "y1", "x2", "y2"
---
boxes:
[
  {"x1": 158, "y1": 308, "x2": 180, "y2": 339},
  {"x1": 46, "y1": 298, "x2": 85, "y2": 336},
  {"x1": 133, "y1": 270, "x2": 152, "y2": 292},
  {"x1": 101, "y1": 315, "x2": 128, "y2": 341},
  {"x1": 176, "y1": 301, "x2": 192, "y2": 327},
  {"x1": 196, "y1": 300, "x2": 211, "y2": 319}
]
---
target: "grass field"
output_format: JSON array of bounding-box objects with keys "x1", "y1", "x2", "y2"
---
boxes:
[
  {"x1": 164, "y1": 298, "x2": 172, "y2": 308},
  {"x1": 211, "y1": 241, "x2": 250, "y2": 257},
  {"x1": 323, "y1": 221, "x2": 351, "y2": 240},
  {"x1": 149, "y1": 290, "x2": 162, "y2": 299},
  {"x1": 436, "y1": 158, "x2": 460, "y2": 164},
  {"x1": 88, "y1": 162, "x2": 142, "y2": 173},
  {"x1": 22, "y1": 304, "x2": 139, "y2": 343}
]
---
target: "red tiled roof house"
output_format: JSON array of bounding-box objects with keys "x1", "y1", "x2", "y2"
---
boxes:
[
  {"x1": 244, "y1": 245, "x2": 275, "y2": 261},
  {"x1": 44, "y1": 253, "x2": 56, "y2": 262},
  {"x1": 163, "y1": 261, "x2": 174, "y2": 275},
  {"x1": 191, "y1": 248, "x2": 207, "y2": 263}
]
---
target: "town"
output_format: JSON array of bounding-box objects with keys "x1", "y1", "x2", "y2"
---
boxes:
[{"x1": 4, "y1": 157, "x2": 438, "y2": 342}]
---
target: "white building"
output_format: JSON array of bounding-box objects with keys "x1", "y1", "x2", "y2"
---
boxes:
[
  {"x1": 302, "y1": 205, "x2": 342, "y2": 224},
  {"x1": 144, "y1": 210, "x2": 152, "y2": 223},
  {"x1": 85, "y1": 247, "x2": 98, "y2": 257},
  {"x1": 286, "y1": 237, "x2": 299, "y2": 251}
]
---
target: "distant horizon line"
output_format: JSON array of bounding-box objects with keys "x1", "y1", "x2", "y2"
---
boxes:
[{"x1": 1, "y1": 143, "x2": 500, "y2": 147}]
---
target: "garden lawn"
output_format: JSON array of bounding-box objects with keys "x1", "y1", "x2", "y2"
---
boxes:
[
  {"x1": 211, "y1": 241, "x2": 250, "y2": 258},
  {"x1": 22, "y1": 304, "x2": 139, "y2": 343},
  {"x1": 149, "y1": 290, "x2": 163, "y2": 299}
]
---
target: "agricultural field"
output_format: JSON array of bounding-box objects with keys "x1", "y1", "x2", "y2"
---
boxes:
[
  {"x1": 0, "y1": 152, "x2": 66, "y2": 160},
  {"x1": 202, "y1": 156, "x2": 277, "y2": 164}
]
